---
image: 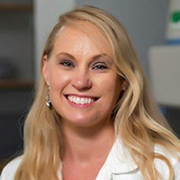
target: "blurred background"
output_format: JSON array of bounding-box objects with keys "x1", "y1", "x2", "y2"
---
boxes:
[{"x1": 0, "y1": 0, "x2": 180, "y2": 172}]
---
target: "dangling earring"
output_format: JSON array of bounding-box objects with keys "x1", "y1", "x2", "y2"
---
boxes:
[{"x1": 46, "y1": 86, "x2": 52, "y2": 109}]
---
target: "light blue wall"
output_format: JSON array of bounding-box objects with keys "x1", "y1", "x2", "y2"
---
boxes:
[
  {"x1": 34, "y1": 0, "x2": 75, "y2": 80},
  {"x1": 75, "y1": 0, "x2": 169, "y2": 76}
]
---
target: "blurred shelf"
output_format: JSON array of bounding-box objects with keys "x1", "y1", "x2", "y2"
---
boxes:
[
  {"x1": 0, "y1": 80, "x2": 34, "y2": 89},
  {"x1": 0, "y1": 3, "x2": 33, "y2": 11}
]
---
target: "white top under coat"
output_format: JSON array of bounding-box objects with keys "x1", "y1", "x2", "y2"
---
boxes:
[{"x1": 1, "y1": 137, "x2": 180, "y2": 180}]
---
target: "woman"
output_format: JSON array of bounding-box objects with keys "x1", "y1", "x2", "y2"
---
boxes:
[{"x1": 1, "y1": 5, "x2": 180, "y2": 180}]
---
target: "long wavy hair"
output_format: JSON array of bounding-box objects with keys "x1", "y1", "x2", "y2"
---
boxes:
[{"x1": 15, "y1": 5, "x2": 180, "y2": 180}]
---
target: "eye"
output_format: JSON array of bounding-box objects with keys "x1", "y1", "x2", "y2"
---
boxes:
[
  {"x1": 92, "y1": 62, "x2": 108, "y2": 70},
  {"x1": 59, "y1": 60, "x2": 75, "y2": 68}
]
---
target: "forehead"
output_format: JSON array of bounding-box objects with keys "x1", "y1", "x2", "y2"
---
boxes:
[{"x1": 53, "y1": 22, "x2": 113, "y2": 58}]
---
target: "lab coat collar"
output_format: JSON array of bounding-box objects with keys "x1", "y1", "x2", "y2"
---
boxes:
[{"x1": 102, "y1": 137, "x2": 138, "y2": 175}]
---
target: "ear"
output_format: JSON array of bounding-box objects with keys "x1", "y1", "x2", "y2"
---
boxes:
[{"x1": 42, "y1": 55, "x2": 50, "y2": 86}]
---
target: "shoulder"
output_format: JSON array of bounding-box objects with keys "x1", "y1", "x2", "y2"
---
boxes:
[
  {"x1": 154, "y1": 145, "x2": 180, "y2": 179},
  {"x1": 0, "y1": 156, "x2": 23, "y2": 180}
]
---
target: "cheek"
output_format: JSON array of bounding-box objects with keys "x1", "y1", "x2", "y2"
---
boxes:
[
  {"x1": 99, "y1": 75, "x2": 121, "y2": 97},
  {"x1": 48, "y1": 69, "x2": 71, "y2": 91}
]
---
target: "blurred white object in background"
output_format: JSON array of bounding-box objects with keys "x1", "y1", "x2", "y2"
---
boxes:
[
  {"x1": 149, "y1": 46, "x2": 180, "y2": 107},
  {"x1": 166, "y1": 0, "x2": 180, "y2": 45}
]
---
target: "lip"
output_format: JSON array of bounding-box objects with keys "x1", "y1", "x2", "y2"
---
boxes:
[{"x1": 64, "y1": 94, "x2": 99, "y2": 108}]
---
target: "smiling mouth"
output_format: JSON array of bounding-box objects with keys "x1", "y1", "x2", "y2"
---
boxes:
[{"x1": 66, "y1": 95, "x2": 99, "y2": 105}]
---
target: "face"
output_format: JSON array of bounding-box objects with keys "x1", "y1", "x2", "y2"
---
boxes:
[{"x1": 43, "y1": 23, "x2": 126, "y2": 128}]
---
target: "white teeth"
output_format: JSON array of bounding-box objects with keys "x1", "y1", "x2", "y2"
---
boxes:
[{"x1": 67, "y1": 96, "x2": 95, "y2": 105}]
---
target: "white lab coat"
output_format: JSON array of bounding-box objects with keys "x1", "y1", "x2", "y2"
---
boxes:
[{"x1": 1, "y1": 138, "x2": 180, "y2": 180}]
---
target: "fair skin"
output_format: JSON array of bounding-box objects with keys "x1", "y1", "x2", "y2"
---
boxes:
[{"x1": 43, "y1": 23, "x2": 126, "y2": 180}]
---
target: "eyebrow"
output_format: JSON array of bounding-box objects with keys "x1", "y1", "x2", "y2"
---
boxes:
[
  {"x1": 92, "y1": 53, "x2": 109, "y2": 61},
  {"x1": 56, "y1": 52, "x2": 112, "y2": 62},
  {"x1": 56, "y1": 52, "x2": 75, "y2": 60}
]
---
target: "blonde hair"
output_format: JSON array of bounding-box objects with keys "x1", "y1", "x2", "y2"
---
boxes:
[{"x1": 15, "y1": 6, "x2": 180, "y2": 180}]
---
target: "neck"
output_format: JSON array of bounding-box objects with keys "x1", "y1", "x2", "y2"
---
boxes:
[{"x1": 62, "y1": 120, "x2": 115, "y2": 164}]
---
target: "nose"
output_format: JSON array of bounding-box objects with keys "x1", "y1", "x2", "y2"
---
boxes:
[{"x1": 72, "y1": 70, "x2": 92, "y2": 91}]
